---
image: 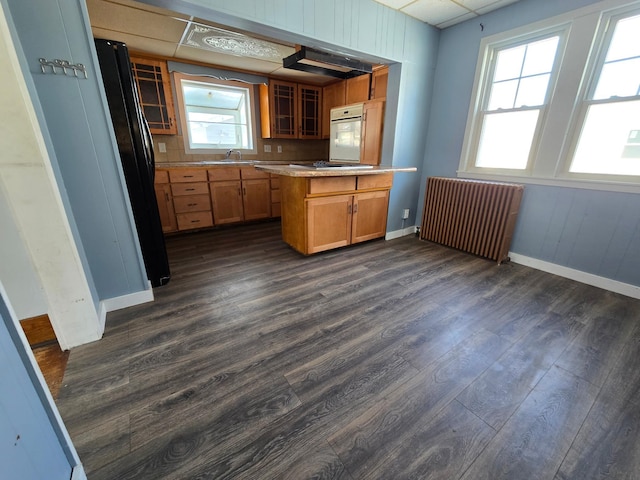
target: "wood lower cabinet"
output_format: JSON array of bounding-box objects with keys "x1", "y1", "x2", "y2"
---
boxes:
[
  {"x1": 242, "y1": 178, "x2": 271, "y2": 220},
  {"x1": 281, "y1": 173, "x2": 393, "y2": 254},
  {"x1": 306, "y1": 195, "x2": 353, "y2": 253},
  {"x1": 351, "y1": 190, "x2": 389, "y2": 243},
  {"x1": 210, "y1": 180, "x2": 243, "y2": 224},
  {"x1": 208, "y1": 166, "x2": 271, "y2": 224},
  {"x1": 153, "y1": 171, "x2": 177, "y2": 233}
]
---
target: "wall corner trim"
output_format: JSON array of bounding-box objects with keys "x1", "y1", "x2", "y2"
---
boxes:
[{"x1": 508, "y1": 252, "x2": 640, "y2": 300}]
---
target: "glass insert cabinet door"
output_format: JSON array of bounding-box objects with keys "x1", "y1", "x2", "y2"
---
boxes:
[{"x1": 130, "y1": 56, "x2": 177, "y2": 135}]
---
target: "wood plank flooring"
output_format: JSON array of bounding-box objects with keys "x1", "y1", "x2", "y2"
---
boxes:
[{"x1": 55, "y1": 221, "x2": 640, "y2": 479}]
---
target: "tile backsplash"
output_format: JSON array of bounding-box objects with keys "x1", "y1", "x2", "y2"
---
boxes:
[{"x1": 153, "y1": 134, "x2": 329, "y2": 164}]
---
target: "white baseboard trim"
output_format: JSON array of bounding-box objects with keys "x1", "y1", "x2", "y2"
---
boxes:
[
  {"x1": 508, "y1": 252, "x2": 640, "y2": 300},
  {"x1": 100, "y1": 283, "x2": 154, "y2": 314},
  {"x1": 386, "y1": 225, "x2": 417, "y2": 240},
  {"x1": 71, "y1": 464, "x2": 87, "y2": 480}
]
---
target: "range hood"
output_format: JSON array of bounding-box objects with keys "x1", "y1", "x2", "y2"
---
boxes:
[{"x1": 283, "y1": 46, "x2": 372, "y2": 79}]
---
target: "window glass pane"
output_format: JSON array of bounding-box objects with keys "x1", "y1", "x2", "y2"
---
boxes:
[
  {"x1": 522, "y1": 36, "x2": 559, "y2": 76},
  {"x1": 515, "y1": 74, "x2": 551, "y2": 107},
  {"x1": 593, "y1": 58, "x2": 640, "y2": 99},
  {"x1": 476, "y1": 110, "x2": 539, "y2": 169},
  {"x1": 570, "y1": 100, "x2": 640, "y2": 175},
  {"x1": 494, "y1": 45, "x2": 525, "y2": 81},
  {"x1": 180, "y1": 78, "x2": 253, "y2": 151},
  {"x1": 487, "y1": 79, "x2": 518, "y2": 110},
  {"x1": 605, "y1": 14, "x2": 640, "y2": 62}
]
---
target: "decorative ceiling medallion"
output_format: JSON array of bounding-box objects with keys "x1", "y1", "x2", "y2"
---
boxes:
[{"x1": 181, "y1": 22, "x2": 293, "y2": 61}]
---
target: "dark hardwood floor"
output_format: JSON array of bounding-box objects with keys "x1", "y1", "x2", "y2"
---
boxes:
[{"x1": 55, "y1": 221, "x2": 640, "y2": 479}]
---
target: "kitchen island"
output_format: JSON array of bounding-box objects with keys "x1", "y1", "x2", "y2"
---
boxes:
[{"x1": 255, "y1": 164, "x2": 417, "y2": 254}]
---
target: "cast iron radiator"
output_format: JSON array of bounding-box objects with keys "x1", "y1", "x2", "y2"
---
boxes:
[{"x1": 420, "y1": 177, "x2": 524, "y2": 264}]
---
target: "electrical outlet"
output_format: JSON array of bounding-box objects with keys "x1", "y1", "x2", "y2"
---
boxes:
[
  {"x1": 158, "y1": 142, "x2": 167, "y2": 153},
  {"x1": 277, "y1": 145, "x2": 282, "y2": 153},
  {"x1": 402, "y1": 209, "x2": 410, "y2": 219},
  {"x1": 264, "y1": 145, "x2": 272, "y2": 153}
]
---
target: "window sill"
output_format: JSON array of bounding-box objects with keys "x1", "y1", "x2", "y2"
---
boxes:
[{"x1": 457, "y1": 171, "x2": 640, "y2": 194}]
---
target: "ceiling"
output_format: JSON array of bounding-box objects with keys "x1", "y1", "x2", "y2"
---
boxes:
[
  {"x1": 373, "y1": 0, "x2": 521, "y2": 29},
  {"x1": 87, "y1": 0, "x2": 520, "y2": 85}
]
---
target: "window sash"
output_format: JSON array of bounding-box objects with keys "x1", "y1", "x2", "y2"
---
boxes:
[{"x1": 173, "y1": 72, "x2": 257, "y2": 154}]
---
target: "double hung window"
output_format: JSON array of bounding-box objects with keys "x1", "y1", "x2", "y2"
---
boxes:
[
  {"x1": 570, "y1": 12, "x2": 640, "y2": 177},
  {"x1": 476, "y1": 35, "x2": 561, "y2": 170},
  {"x1": 460, "y1": 1, "x2": 640, "y2": 190}
]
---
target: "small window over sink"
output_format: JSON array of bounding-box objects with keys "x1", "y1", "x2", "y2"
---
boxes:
[{"x1": 173, "y1": 72, "x2": 257, "y2": 154}]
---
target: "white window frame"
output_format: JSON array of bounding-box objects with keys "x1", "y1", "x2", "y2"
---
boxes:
[
  {"x1": 173, "y1": 72, "x2": 258, "y2": 155},
  {"x1": 458, "y1": 0, "x2": 640, "y2": 194}
]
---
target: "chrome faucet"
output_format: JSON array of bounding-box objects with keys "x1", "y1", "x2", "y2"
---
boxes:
[{"x1": 225, "y1": 149, "x2": 242, "y2": 161}]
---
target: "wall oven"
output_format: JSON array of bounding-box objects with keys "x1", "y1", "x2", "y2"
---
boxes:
[{"x1": 329, "y1": 103, "x2": 363, "y2": 163}]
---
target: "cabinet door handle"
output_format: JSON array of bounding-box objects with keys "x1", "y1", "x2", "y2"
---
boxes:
[
  {"x1": 186, "y1": 188, "x2": 195, "y2": 191},
  {"x1": 184, "y1": 175, "x2": 194, "y2": 178},
  {"x1": 353, "y1": 204, "x2": 358, "y2": 213},
  {"x1": 237, "y1": 188, "x2": 241, "y2": 196},
  {"x1": 243, "y1": 187, "x2": 246, "y2": 195},
  {"x1": 188, "y1": 203, "x2": 197, "y2": 207},
  {"x1": 348, "y1": 204, "x2": 352, "y2": 214},
  {"x1": 164, "y1": 193, "x2": 169, "y2": 202}
]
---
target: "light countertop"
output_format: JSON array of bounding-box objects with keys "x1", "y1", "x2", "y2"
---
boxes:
[{"x1": 254, "y1": 164, "x2": 417, "y2": 177}]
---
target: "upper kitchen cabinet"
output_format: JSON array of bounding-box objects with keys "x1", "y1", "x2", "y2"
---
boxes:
[
  {"x1": 370, "y1": 66, "x2": 389, "y2": 100},
  {"x1": 260, "y1": 80, "x2": 322, "y2": 139},
  {"x1": 130, "y1": 55, "x2": 177, "y2": 135},
  {"x1": 322, "y1": 81, "x2": 346, "y2": 139},
  {"x1": 361, "y1": 99, "x2": 385, "y2": 166},
  {"x1": 345, "y1": 74, "x2": 371, "y2": 104}
]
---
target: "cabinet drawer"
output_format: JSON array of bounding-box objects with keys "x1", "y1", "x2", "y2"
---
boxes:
[
  {"x1": 357, "y1": 173, "x2": 393, "y2": 190},
  {"x1": 173, "y1": 194, "x2": 211, "y2": 214},
  {"x1": 176, "y1": 211, "x2": 213, "y2": 230},
  {"x1": 308, "y1": 176, "x2": 356, "y2": 195},
  {"x1": 208, "y1": 167, "x2": 240, "y2": 181},
  {"x1": 155, "y1": 169, "x2": 169, "y2": 184},
  {"x1": 171, "y1": 182, "x2": 209, "y2": 196},
  {"x1": 270, "y1": 176, "x2": 280, "y2": 189},
  {"x1": 169, "y1": 169, "x2": 207, "y2": 183},
  {"x1": 271, "y1": 189, "x2": 281, "y2": 203},
  {"x1": 241, "y1": 166, "x2": 269, "y2": 179}
]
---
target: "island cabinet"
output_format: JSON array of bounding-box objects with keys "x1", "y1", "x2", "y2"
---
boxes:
[
  {"x1": 208, "y1": 167, "x2": 271, "y2": 224},
  {"x1": 154, "y1": 169, "x2": 177, "y2": 233},
  {"x1": 280, "y1": 173, "x2": 392, "y2": 254}
]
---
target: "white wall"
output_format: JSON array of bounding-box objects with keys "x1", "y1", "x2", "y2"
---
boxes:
[
  {"x1": 0, "y1": 2, "x2": 102, "y2": 349},
  {"x1": 0, "y1": 186, "x2": 47, "y2": 320}
]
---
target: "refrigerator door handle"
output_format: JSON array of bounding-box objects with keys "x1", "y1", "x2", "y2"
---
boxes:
[{"x1": 141, "y1": 114, "x2": 155, "y2": 183}]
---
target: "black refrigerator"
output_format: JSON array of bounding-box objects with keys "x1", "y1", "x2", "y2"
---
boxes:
[{"x1": 94, "y1": 39, "x2": 170, "y2": 287}]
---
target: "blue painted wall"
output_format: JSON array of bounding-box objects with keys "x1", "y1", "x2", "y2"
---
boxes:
[
  {"x1": 421, "y1": 0, "x2": 640, "y2": 287},
  {"x1": 0, "y1": 291, "x2": 73, "y2": 479},
  {"x1": 4, "y1": 0, "x2": 149, "y2": 305}
]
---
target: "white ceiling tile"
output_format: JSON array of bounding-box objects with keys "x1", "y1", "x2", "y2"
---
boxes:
[
  {"x1": 475, "y1": 0, "x2": 520, "y2": 15},
  {"x1": 402, "y1": 0, "x2": 470, "y2": 25},
  {"x1": 91, "y1": 27, "x2": 179, "y2": 57},
  {"x1": 86, "y1": 0, "x2": 186, "y2": 44},
  {"x1": 436, "y1": 11, "x2": 477, "y2": 29},
  {"x1": 373, "y1": 0, "x2": 416, "y2": 10}
]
